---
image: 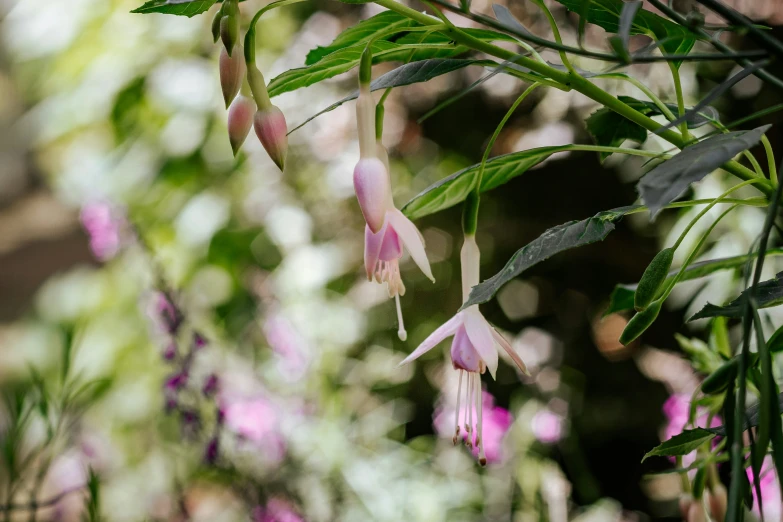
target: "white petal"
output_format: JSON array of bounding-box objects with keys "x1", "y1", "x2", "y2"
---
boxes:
[
  {"x1": 463, "y1": 309, "x2": 498, "y2": 379},
  {"x1": 399, "y1": 313, "x2": 462, "y2": 366},
  {"x1": 491, "y1": 326, "x2": 530, "y2": 376},
  {"x1": 387, "y1": 209, "x2": 434, "y2": 282}
]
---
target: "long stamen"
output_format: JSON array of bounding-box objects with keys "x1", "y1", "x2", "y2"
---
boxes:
[
  {"x1": 466, "y1": 373, "x2": 473, "y2": 448},
  {"x1": 476, "y1": 376, "x2": 486, "y2": 466},
  {"x1": 395, "y1": 293, "x2": 407, "y2": 341},
  {"x1": 453, "y1": 370, "x2": 463, "y2": 445}
]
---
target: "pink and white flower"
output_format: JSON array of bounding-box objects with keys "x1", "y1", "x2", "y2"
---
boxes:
[
  {"x1": 400, "y1": 236, "x2": 527, "y2": 464},
  {"x1": 353, "y1": 81, "x2": 433, "y2": 340},
  {"x1": 80, "y1": 201, "x2": 125, "y2": 261}
]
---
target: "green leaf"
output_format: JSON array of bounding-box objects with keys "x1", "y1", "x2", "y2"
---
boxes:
[
  {"x1": 131, "y1": 0, "x2": 217, "y2": 16},
  {"x1": 585, "y1": 107, "x2": 648, "y2": 160},
  {"x1": 690, "y1": 271, "x2": 783, "y2": 320},
  {"x1": 642, "y1": 428, "x2": 716, "y2": 461},
  {"x1": 768, "y1": 324, "x2": 783, "y2": 352},
  {"x1": 607, "y1": 1, "x2": 642, "y2": 63},
  {"x1": 402, "y1": 145, "x2": 572, "y2": 221},
  {"x1": 708, "y1": 393, "x2": 783, "y2": 437},
  {"x1": 554, "y1": 0, "x2": 697, "y2": 65},
  {"x1": 638, "y1": 125, "x2": 771, "y2": 219},
  {"x1": 605, "y1": 249, "x2": 783, "y2": 315},
  {"x1": 305, "y1": 12, "x2": 417, "y2": 65},
  {"x1": 618, "y1": 95, "x2": 719, "y2": 128},
  {"x1": 268, "y1": 40, "x2": 468, "y2": 97},
  {"x1": 289, "y1": 58, "x2": 489, "y2": 134},
  {"x1": 464, "y1": 206, "x2": 640, "y2": 308}
]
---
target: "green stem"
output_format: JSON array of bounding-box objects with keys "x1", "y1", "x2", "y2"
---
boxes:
[
  {"x1": 372, "y1": 0, "x2": 773, "y2": 196},
  {"x1": 594, "y1": 73, "x2": 677, "y2": 121},
  {"x1": 672, "y1": 179, "x2": 762, "y2": 251},
  {"x1": 463, "y1": 83, "x2": 541, "y2": 235},
  {"x1": 762, "y1": 135, "x2": 778, "y2": 185},
  {"x1": 661, "y1": 204, "x2": 740, "y2": 299},
  {"x1": 668, "y1": 62, "x2": 691, "y2": 140},
  {"x1": 529, "y1": 0, "x2": 576, "y2": 74}
]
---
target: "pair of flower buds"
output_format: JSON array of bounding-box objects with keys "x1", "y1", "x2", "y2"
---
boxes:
[
  {"x1": 215, "y1": 0, "x2": 287, "y2": 170},
  {"x1": 679, "y1": 484, "x2": 726, "y2": 522}
]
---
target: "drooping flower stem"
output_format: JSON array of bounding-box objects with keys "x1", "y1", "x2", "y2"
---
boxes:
[{"x1": 462, "y1": 83, "x2": 541, "y2": 236}]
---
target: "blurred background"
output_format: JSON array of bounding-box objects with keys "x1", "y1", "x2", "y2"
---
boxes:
[{"x1": 1, "y1": 0, "x2": 783, "y2": 520}]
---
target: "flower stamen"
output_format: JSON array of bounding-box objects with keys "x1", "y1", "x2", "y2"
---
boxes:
[
  {"x1": 476, "y1": 376, "x2": 486, "y2": 466},
  {"x1": 466, "y1": 373, "x2": 474, "y2": 448},
  {"x1": 395, "y1": 293, "x2": 407, "y2": 341},
  {"x1": 453, "y1": 370, "x2": 463, "y2": 445}
]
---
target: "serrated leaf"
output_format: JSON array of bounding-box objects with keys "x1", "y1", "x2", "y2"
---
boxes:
[
  {"x1": 305, "y1": 12, "x2": 417, "y2": 65},
  {"x1": 402, "y1": 145, "x2": 570, "y2": 221},
  {"x1": 638, "y1": 125, "x2": 771, "y2": 219},
  {"x1": 586, "y1": 107, "x2": 648, "y2": 160},
  {"x1": 642, "y1": 428, "x2": 716, "y2": 461},
  {"x1": 464, "y1": 206, "x2": 640, "y2": 308},
  {"x1": 690, "y1": 271, "x2": 783, "y2": 320},
  {"x1": 605, "y1": 248, "x2": 783, "y2": 315},
  {"x1": 554, "y1": 0, "x2": 697, "y2": 66},
  {"x1": 289, "y1": 58, "x2": 489, "y2": 134},
  {"x1": 131, "y1": 0, "x2": 217, "y2": 16}
]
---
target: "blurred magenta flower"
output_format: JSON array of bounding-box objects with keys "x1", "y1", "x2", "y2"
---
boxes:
[
  {"x1": 662, "y1": 394, "x2": 720, "y2": 457},
  {"x1": 747, "y1": 456, "x2": 781, "y2": 521},
  {"x1": 80, "y1": 201, "x2": 125, "y2": 261},
  {"x1": 435, "y1": 390, "x2": 512, "y2": 464},
  {"x1": 531, "y1": 409, "x2": 564, "y2": 444},
  {"x1": 146, "y1": 291, "x2": 182, "y2": 336},
  {"x1": 401, "y1": 237, "x2": 527, "y2": 464},
  {"x1": 252, "y1": 498, "x2": 304, "y2": 522}
]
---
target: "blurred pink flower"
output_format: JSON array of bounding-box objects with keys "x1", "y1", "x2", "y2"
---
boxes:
[
  {"x1": 748, "y1": 456, "x2": 782, "y2": 521},
  {"x1": 263, "y1": 313, "x2": 308, "y2": 380},
  {"x1": 80, "y1": 201, "x2": 125, "y2": 261},
  {"x1": 531, "y1": 409, "x2": 564, "y2": 444},
  {"x1": 434, "y1": 390, "x2": 513, "y2": 465},
  {"x1": 252, "y1": 498, "x2": 305, "y2": 522},
  {"x1": 662, "y1": 394, "x2": 721, "y2": 465},
  {"x1": 221, "y1": 394, "x2": 286, "y2": 462}
]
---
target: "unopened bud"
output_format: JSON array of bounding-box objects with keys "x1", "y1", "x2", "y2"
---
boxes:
[
  {"x1": 228, "y1": 95, "x2": 255, "y2": 155},
  {"x1": 220, "y1": 44, "x2": 245, "y2": 108},
  {"x1": 254, "y1": 105, "x2": 288, "y2": 171},
  {"x1": 353, "y1": 157, "x2": 391, "y2": 233},
  {"x1": 220, "y1": 14, "x2": 239, "y2": 56},
  {"x1": 708, "y1": 484, "x2": 727, "y2": 521},
  {"x1": 679, "y1": 494, "x2": 693, "y2": 520},
  {"x1": 687, "y1": 502, "x2": 707, "y2": 522},
  {"x1": 211, "y1": 7, "x2": 222, "y2": 43}
]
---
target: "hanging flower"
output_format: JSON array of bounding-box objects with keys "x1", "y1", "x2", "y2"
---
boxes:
[
  {"x1": 400, "y1": 236, "x2": 527, "y2": 464},
  {"x1": 353, "y1": 58, "x2": 433, "y2": 340}
]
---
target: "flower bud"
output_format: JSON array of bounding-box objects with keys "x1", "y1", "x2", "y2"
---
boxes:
[
  {"x1": 220, "y1": 44, "x2": 245, "y2": 108},
  {"x1": 254, "y1": 105, "x2": 288, "y2": 171},
  {"x1": 211, "y1": 7, "x2": 222, "y2": 43},
  {"x1": 220, "y1": 14, "x2": 239, "y2": 56},
  {"x1": 353, "y1": 157, "x2": 391, "y2": 233},
  {"x1": 228, "y1": 95, "x2": 255, "y2": 155},
  {"x1": 619, "y1": 298, "x2": 662, "y2": 345},
  {"x1": 708, "y1": 484, "x2": 727, "y2": 521},
  {"x1": 634, "y1": 247, "x2": 673, "y2": 311},
  {"x1": 687, "y1": 502, "x2": 707, "y2": 522},
  {"x1": 679, "y1": 494, "x2": 693, "y2": 520}
]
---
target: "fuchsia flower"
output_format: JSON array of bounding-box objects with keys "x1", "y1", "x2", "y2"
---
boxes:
[
  {"x1": 353, "y1": 78, "x2": 433, "y2": 340},
  {"x1": 221, "y1": 394, "x2": 286, "y2": 463},
  {"x1": 400, "y1": 236, "x2": 528, "y2": 465},
  {"x1": 531, "y1": 409, "x2": 564, "y2": 444},
  {"x1": 80, "y1": 201, "x2": 125, "y2": 261}
]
